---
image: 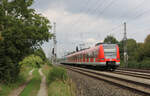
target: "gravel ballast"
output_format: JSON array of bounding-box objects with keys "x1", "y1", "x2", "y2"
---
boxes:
[{"x1": 67, "y1": 69, "x2": 145, "y2": 96}]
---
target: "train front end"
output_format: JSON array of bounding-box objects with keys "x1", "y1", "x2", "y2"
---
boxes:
[{"x1": 99, "y1": 44, "x2": 120, "y2": 70}]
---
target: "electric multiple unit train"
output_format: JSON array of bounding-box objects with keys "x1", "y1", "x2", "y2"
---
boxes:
[{"x1": 62, "y1": 44, "x2": 120, "y2": 71}]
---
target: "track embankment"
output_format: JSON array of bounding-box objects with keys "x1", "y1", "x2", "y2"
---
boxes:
[{"x1": 64, "y1": 65, "x2": 150, "y2": 96}]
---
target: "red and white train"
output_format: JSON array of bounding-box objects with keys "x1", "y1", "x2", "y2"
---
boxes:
[{"x1": 62, "y1": 44, "x2": 120, "y2": 70}]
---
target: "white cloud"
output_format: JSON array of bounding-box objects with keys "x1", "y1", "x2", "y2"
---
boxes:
[
  {"x1": 36, "y1": 0, "x2": 150, "y2": 57},
  {"x1": 41, "y1": 7, "x2": 118, "y2": 57}
]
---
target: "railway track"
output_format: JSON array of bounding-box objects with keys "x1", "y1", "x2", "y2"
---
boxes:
[
  {"x1": 113, "y1": 70, "x2": 150, "y2": 79},
  {"x1": 118, "y1": 68, "x2": 150, "y2": 73},
  {"x1": 64, "y1": 65, "x2": 150, "y2": 95}
]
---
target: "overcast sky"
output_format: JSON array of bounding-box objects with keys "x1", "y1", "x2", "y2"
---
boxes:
[{"x1": 31, "y1": 0, "x2": 150, "y2": 58}]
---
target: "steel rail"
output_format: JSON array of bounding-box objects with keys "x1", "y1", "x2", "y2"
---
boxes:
[
  {"x1": 113, "y1": 70, "x2": 150, "y2": 79},
  {"x1": 118, "y1": 68, "x2": 150, "y2": 73},
  {"x1": 64, "y1": 65, "x2": 150, "y2": 96}
]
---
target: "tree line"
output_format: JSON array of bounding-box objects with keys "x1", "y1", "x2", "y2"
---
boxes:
[
  {"x1": 0, "y1": 0, "x2": 52, "y2": 83},
  {"x1": 104, "y1": 34, "x2": 150, "y2": 68}
]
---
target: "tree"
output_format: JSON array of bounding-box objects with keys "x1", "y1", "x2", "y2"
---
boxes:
[
  {"x1": 143, "y1": 34, "x2": 150, "y2": 57},
  {"x1": 104, "y1": 35, "x2": 118, "y2": 44},
  {"x1": 119, "y1": 39, "x2": 137, "y2": 61},
  {"x1": 34, "y1": 48, "x2": 46, "y2": 61},
  {"x1": 118, "y1": 40, "x2": 124, "y2": 60},
  {"x1": 0, "y1": 0, "x2": 52, "y2": 83},
  {"x1": 126, "y1": 39, "x2": 137, "y2": 60},
  {"x1": 19, "y1": 55, "x2": 43, "y2": 68},
  {"x1": 0, "y1": 34, "x2": 2, "y2": 41},
  {"x1": 135, "y1": 43, "x2": 144, "y2": 61}
]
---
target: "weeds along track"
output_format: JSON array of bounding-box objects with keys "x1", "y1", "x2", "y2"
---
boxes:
[{"x1": 64, "y1": 65, "x2": 150, "y2": 95}]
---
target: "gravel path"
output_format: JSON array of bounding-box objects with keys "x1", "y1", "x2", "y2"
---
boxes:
[
  {"x1": 67, "y1": 69, "x2": 145, "y2": 96},
  {"x1": 37, "y1": 68, "x2": 48, "y2": 96},
  {"x1": 8, "y1": 69, "x2": 34, "y2": 96}
]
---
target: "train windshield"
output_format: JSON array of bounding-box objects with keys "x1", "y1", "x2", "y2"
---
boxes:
[{"x1": 103, "y1": 44, "x2": 117, "y2": 59}]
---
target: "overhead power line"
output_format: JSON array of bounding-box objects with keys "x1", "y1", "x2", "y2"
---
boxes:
[
  {"x1": 69, "y1": 0, "x2": 91, "y2": 28},
  {"x1": 105, "y1": 0, "x2": 147, "y2": 38},
  {"x1": 69, "y1": 0, "x2": 107, "y2": 33},
  {"x1": 83, "y1": 0, "x2": 117, "y2": 33},
  {"x1": 120, "y1": 0, "x2": 146, "y2": 20}
]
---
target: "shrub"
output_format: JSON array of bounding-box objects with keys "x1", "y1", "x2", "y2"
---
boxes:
[
  {"x1": 48, "y1": 67, "x2": 67, "y2": 84},
  {"x1": 45, "y1": 59, "x2": 52, "y2": 66},
  {"x1": 126, "y1": 60, "x2": 150, "y2": 69},
  {"x1": 120, "y1": 60, "x2": 125, "y2": 67},
  {"x1": 127, "y1": 60, "x2": 140, "y2": 68},
  {"x1": 19, "y1": 55, "x2": 43, "y2": 68},
  {"x1": 140, "y1": 60, "x2": 150, "y2": 69}
]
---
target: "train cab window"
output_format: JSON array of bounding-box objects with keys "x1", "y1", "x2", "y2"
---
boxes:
[{"x1": 103, "y1": 44, "x2": 117, "y2": 59}]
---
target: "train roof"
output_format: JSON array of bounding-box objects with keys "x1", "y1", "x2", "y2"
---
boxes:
[
  {"x1": 66, "y1": 44, "x2": 118, "y2": 58},
  {"x1": 66, "y1": 45, "x2": 99, "y2": 58}
]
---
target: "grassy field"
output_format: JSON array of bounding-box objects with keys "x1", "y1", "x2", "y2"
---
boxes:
[
  {"x1": 0, "y1": 67, "x2": 32, "y2": 96},
  {"x1": 19, "y1": 68, "x2": 41, "y2": 96}
]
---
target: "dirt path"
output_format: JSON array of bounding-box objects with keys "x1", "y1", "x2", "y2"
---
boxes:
[
  {"x1": 37, "y1": 68, "x2": 48, "y2": 96},
  {"x1": 8, "y1": 69, "x2": 34, "y2": 96}
]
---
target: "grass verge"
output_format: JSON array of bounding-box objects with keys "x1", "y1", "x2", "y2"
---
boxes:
[
  {"x1": 42, "y1": 64, "x2": 76, "y2": 96},
  {"x1": 0, "y1": 67, "x2": 32, "y2": 96},
  {"x1": 47, "y1": 80, "x2": 75, "y2": 96},
  {"x1": 19, "y1": 68, "x2": 41, "y2": 96}
]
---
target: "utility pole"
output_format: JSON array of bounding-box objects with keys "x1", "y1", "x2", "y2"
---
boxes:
[
  {"x1": 123, "y1": 22, "x2": 128, "y2": 67},
  {"x1": 52, "y1": 22, "x2": 57, "y2": 64}
]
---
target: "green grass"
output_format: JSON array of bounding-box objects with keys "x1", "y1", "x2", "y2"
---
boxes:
[
  {"x1": 42, "y1": 64, "x2": 52, "y2": 79},
  {"x1": 19, "y1": 68, "x2": 41, "y2": 96},
  {"x1": 48, "y1": 81, "x2": 74, "y2": 96},
  {"x1": 41, "y1": 65, "x2": 76, "y2": 96},
  {"x1": 0, "y1": 67, "x2": 32, "y2": 96},
  {"x1": 47, "y1": 66, "x2": 67, "y2": 84}
]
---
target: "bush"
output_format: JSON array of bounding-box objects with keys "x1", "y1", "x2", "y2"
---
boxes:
[
  {"x1": 45, "y1": 59, "x2": 52, "y2": 66},
  {"x1": 48, "y1": 67, "x2": 67, "y2": 84},
  {"x1": 127, "y1": 60, "x2": 140, "y2": 68},
  {"x1": 120, "y1": 60, "x2": 125, "y2": 67},
  {"x1": 125, "y1": 60, "x2": 150, "y2": 69},
  {"x1": 19, "y1": 55, "x2": 43, "y2": 68},
  {"x1": 140, "y1": 60, "x2": 150, "y2": 69}
]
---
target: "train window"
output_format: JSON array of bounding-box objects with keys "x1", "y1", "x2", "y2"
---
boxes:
[
  {"x1": 88, "y1": 51, "x2": 93, "y2": 58},
  {"x1": 85, "y1": 53, "x2": 88, "y2": 59},
  {"x1": 83, "y1": 53, "x2": 85, "y2": 59},
  {"x1": 79, "y1": 54, "x2": 81, "y2": 59},
  {"x1": 93, "y1": 49, "x2": 98, "y2": 58},
  {"x1": 92, "y1": 51, "x2": 94, "y2": 58},
  {"x1": 75, "y1": 55, "x2": 77, "y2": 60}
]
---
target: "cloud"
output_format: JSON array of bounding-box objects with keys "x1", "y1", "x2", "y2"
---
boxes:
[{"x1": 31, "y1": 0, "x2": 150, "y2": 57}]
